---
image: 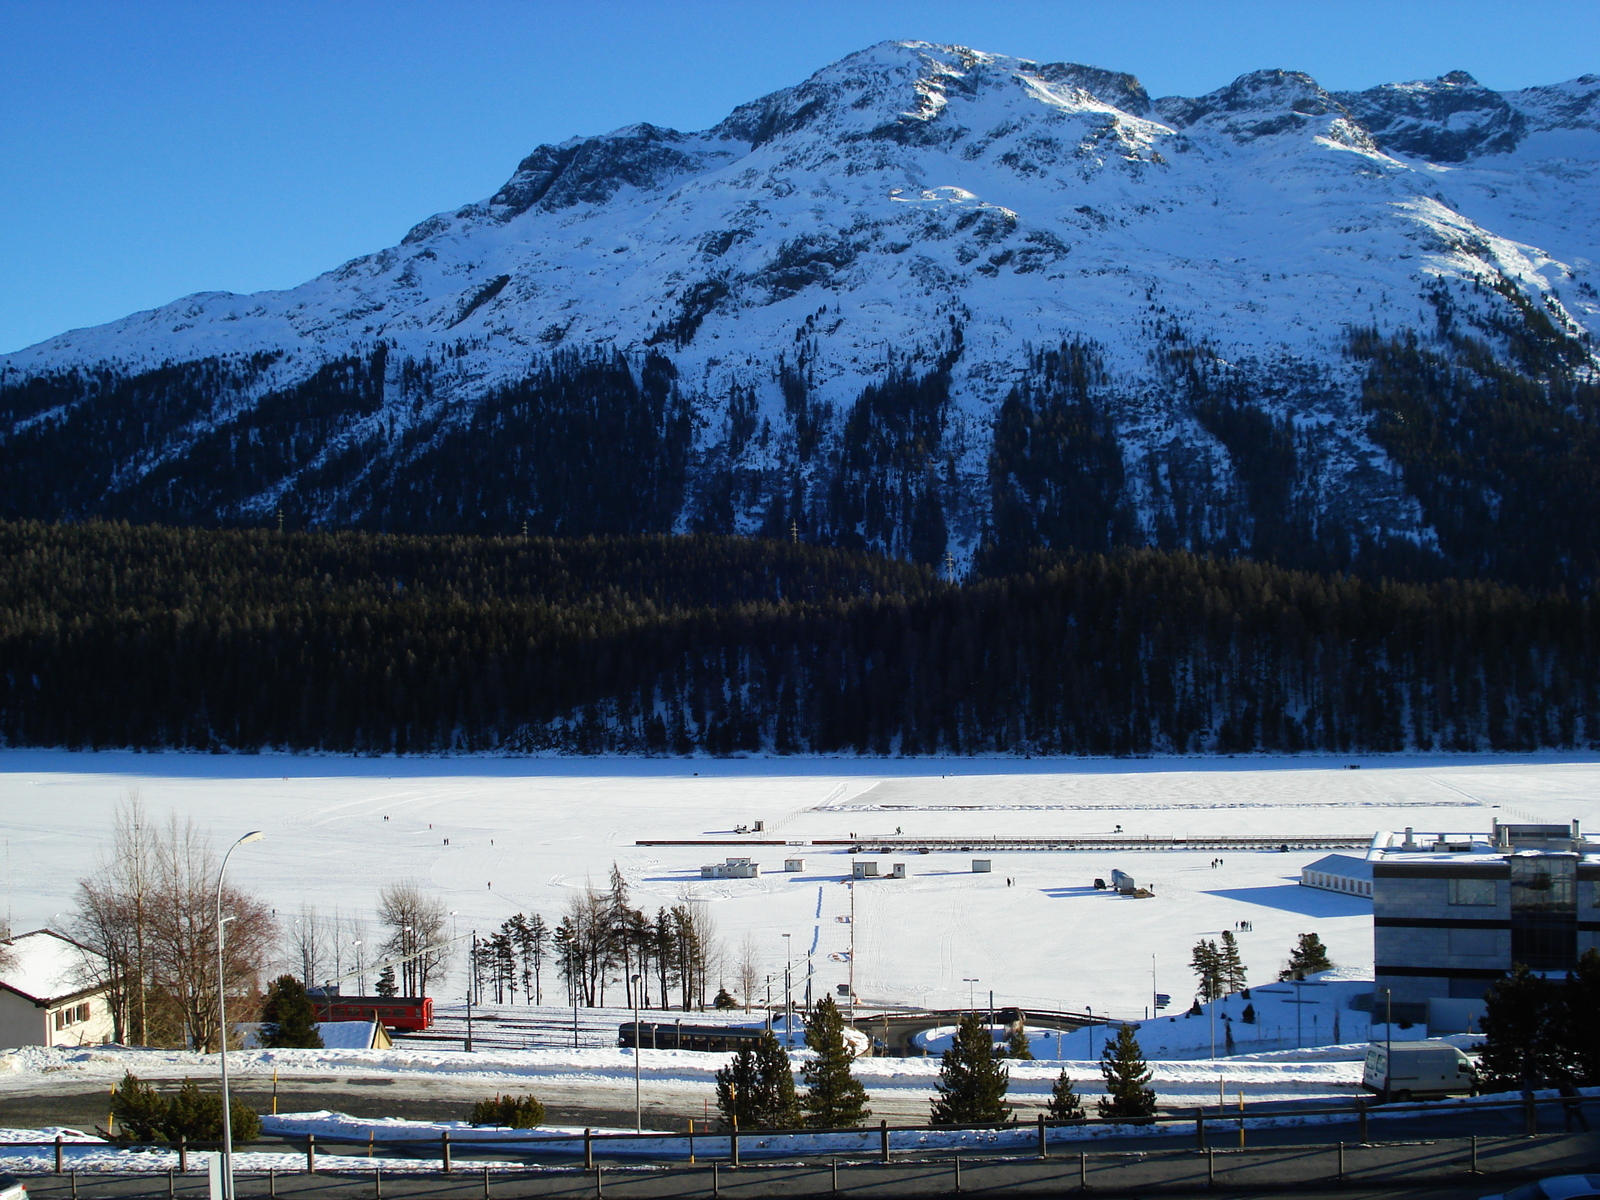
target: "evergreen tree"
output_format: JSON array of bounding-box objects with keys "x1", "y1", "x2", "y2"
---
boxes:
[
  {"x1": 714, "y1": 1042, "x2": 761, "y2": 1131},
  {"x1": 375, "y1": 965, "x2": 398, "y2": 998},
  {"x1": 1478, "y1": 965, "x2": 1562, "y2": 1090},
  {"x1": 931, "y1": 1012, "x2": 1012, "y2": 1125},
  {"x1": 1562, "y1": 949, "x2": 1600, "y2": 1086},
  {"x1": 716, "y1": 1032, "x2": 802, "y2": 1131},
  {"x1": 1097, "y1": 1025, "x2": 1157, "y2": 1120},
  {"x1": 1241, "y1": 1003, "x2": 1256, "y2": 1025},
  {"x1": 260, "y1": 975, "x2": 323, "y2": 1049},
  {"x1": 800, "y1": 995, "x2": 870, "y2": 1128},
  {"x1": 714, "y1": 986, "x2": 738, "y2": 1010},
  {"x1": 1190, "y1": 940, "x2": 1223, "y2": 1001},
  {"x1": 1004, "y1": 1027, "x2": 1034, "y2": 1060},
  {"x1": 1279, "y1": 933, "x2": 1333, "y2": 980},
  {"x1": 1046, "y1": 1070, "x2": 1085, "y2": 1122},
  {"x1": 752, "y1": 1029, "x2": 803, "y2": 1129},
  {"x1": 1218, "y1": 930, "x2": 1247, "y2": 994},
  {"x1": 108, "y1": 1072, "x2": 167, "y2": 1143}
]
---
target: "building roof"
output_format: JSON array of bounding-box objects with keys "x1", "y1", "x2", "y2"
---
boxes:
[
  {"x1": 1304, "y1": 854, "x2": 1373, "y2": 879},
  {"x1": 0, "y1": 929, "x2": 107, "y2": 1005}
]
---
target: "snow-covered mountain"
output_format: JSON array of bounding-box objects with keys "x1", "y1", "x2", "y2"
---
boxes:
[{"x1": 3, "y1": 42, "x2": 1597, "y2": 581}]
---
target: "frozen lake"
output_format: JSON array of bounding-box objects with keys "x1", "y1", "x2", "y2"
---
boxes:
[{"x1": 4, "y1": 751, "x2": 1597, "y2": 1019}]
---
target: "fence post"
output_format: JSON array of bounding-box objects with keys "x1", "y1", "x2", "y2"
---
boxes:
[
  {"x1": 1038, "y1": 1112, "x2": 1048, "y2": 1159},
  {"x1": 832, "y1": 1158, "x2": 839, "y2": 1195},
  {"x1": 54, "y1": 1134, "x2": 63, "y2": 1174},
  {"x1": 1357, "y1": 1100, "x2": 1368, "y2": 1145},
  {"x1": 880, "y1": 1119, "x2": 890, "y2": 1164},
  {"x1": 594, "y1": 1165, "x2": 602, "y2": 1199},
  {"x1": 178, "y1": 1135, "x2": 188, "y2": 1174},
  {"x1": 306, "y1": 1133, "x2": 316, "y2": 1174},
  {"x1": 584, "y1": 1128, "x2": 594, "y2": 1171},
  {"x1": 1471, "y1": 1134, "x2": 1479, "y2": 1174},
  {"x1": 1337, "y1": 1141, "x2": 1344, "y2": 1183},
  {"x1": 168, "y1": 1166, "x2": 175, "y2": 1198},
  {"x1": 483, "y1": 1164, "x2": 490, "y2": 1199},
  {"x1": 374, "y1": 1166, "x2": 382, "y2": 1200},
  {"x1": 1080, "y1": 1149, "x2": 1088, "y2": 1191},
  {"x1": 70, "y1": 1169, "x2": 77, "y2": 1200},
  {"x1": 1195, "y1": 1110, "x2": 1205, "y2": 1152},
  {"x1": 954, "y1": 1154, "x2": 962, "y2": 1194},
  {"x1": 713, "y1": 1161, "x2": 719, "y2": 1199},
  {"x1": 442, "y1": 1130, "x2": 452, "y2": 1173}
]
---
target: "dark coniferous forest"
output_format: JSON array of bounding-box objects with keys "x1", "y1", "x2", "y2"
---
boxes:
[{"x1": 1, "y1": 519, "x2": 1594, "y2": 756}]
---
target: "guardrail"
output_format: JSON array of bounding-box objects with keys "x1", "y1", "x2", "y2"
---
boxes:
[{"x1": 8, "y1": 1090, "x2": 1587, "y2": 1172}]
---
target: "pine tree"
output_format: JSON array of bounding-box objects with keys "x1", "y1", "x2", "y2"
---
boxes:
[
  {"x1": 1097, "y1": 1025, "x2": 1157, "y2": 1120},
  {"x1": 1004, "y1": 1027, "x2": 1034, "y2": 1060},
  {"x1": 714, "y1": 1043, "x2": 760, "y2": 1131},
  {"x1": 1563, "y1": 949, "x2": 1600, "y2": 1086},
  {"x1": 375, "y1": 965, "x2": 398, "y2": 998},
  {"x1": 931, "y1": 1012, "x2": 1012, "y2": 1125},
  {"x1": 1046, "y1": 1070, "x2": 1085, "y2": 1122},
  {"x1": 752, "y1": 1029, "x2": 803, "y2": 1129},
  {"x1": 260, "y1": 975, "x2": 324, "y2": 1049},
  {"x1": 1190, "y1": 940, "x2": 1223, "y2": 1001},
  {"x1": 1218, "y1": 930, "x2": 1247, "y2": 994},
  {"x1": 1241, "y1": 1003, "x2": 1256, "y2": 1025},
  {"x1": 800, "y1": 995, "x2": 870, "y2": 1128},
  {"x1": 1279, "y1": 933, "x2": 1333, "y2": 980},
  {"x1": 714, "y1": 986, "x2": 738, "y2": 1010},
  {"x1": 1478, "y1": 965, "x2": 1561, "y2": 1090}
]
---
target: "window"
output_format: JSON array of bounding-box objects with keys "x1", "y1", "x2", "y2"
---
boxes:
[
  {"x1": 52, "y1": 1003, "x2": 90, "y2": 1030},
  {"x1": 1449, "y1": 877, "x2": 1497, "y2": 906}
]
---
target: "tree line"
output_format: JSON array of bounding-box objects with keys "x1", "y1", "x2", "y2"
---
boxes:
[{"x1": 4, "y1": 521, "x2": 1600, "y2": 755}]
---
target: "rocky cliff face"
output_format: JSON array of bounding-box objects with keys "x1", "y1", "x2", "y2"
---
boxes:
[{"x1": 3, "y1": 42, "x2": 1597, "y2": 581}]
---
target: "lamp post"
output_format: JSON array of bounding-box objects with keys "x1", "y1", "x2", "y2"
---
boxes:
[
  {"x1": 782, "y1": 933, "x2": 793, "y2": 1045},
  {"x1": 631, "y1": 974, "x2": 643, "y2": 1132},
  {"x1": 216, "y1": 830, "x2": 264, "y2": 1200},
  {"x1": 963, "y1": 978, "x2": 979, "y2": 1013},
  {"x1": 353, "y1": 940, "x2": 364, "y2": 996}
]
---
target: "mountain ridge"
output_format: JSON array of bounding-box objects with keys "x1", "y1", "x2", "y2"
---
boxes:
[{"x1": 3, "y1": 41, "x2": 1597, "y2": 584}]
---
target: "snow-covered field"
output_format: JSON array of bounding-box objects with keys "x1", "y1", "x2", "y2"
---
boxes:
[{"x1": 5, "y1": 750, "x2": 1598, "y2": 1018}]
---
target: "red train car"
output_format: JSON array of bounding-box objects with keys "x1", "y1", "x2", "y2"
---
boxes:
[{"x1": 312, "y1": 995, "x2": 433, "y2": 1032}]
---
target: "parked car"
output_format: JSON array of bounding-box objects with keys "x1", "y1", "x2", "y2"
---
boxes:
[
  {"x1": 1481, "y1": 1175, "x2": 1600, "y2": 1200},
  {"x1": 1362, "y1": 1040, "x2": 1476, "y2": 1101},
  {"x1": 0, "y1": 1173, "x2": 26, "y2": 1200}
]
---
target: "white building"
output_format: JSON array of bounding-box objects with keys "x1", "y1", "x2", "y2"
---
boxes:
[
  {"x1": 701, "y1": 857, "x2": 760, "y2": 879},
  {"x1": 0, "y1": 929, "x2": 116, "y2": 1049},
  {"x1": 1301, "y1": 854, "x2": 1374, "y2": 896}
]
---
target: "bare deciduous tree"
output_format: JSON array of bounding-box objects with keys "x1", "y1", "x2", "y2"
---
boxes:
[
  {"x1": 376, "y1": 880, "x2": 450, "y2": 995},
  {"x1": 288, "y1": 904, "x2": 325, "y2": 987},
  {"x1": 74, "y1": 802, "x2": 274, "y2": 1050},
  {"x1": 73, "y1": 793, "x2": 156, "y2": 1043},
  {"x1": 737, "y1": 934, "x2": 761, "y2": 1013}
]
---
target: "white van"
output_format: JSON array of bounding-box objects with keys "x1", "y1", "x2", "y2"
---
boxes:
[{"x1": 1362, "y1": 1040, "x2": 1476, "y2": 1101}]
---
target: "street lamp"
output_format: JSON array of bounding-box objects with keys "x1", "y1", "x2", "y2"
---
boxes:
[
  {"x1": 216, "y1": 830, "x2": 263, "y2": 1200},
  {"x1": 963, "y1": 978, "x2": 979, "y2": 1014},
  {"x1": 782, "y1": 933, "x2": 793, "y2": 1045},
  {"x1": 631, "y1": 974, "x2": 643, "y2": 1132},
  {"x1": 353, "y1": 940, "x2": 364, "y2": 996}
]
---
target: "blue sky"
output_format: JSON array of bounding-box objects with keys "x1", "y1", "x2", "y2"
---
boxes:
[{"x1": 3, "y1": 0, "x2": 1595, "y2": 354}]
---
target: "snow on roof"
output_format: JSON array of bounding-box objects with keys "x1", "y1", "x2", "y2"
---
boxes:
[
  {"x1": 315, "y1": 1021, "x2": 384, "y2": 1050},
  {"x1": 0, "y1": 929, "x2": 105, "y2": 1004},
  {"x1": 1303, "y1": 854, "x2": 1373, "y2": 879}
]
